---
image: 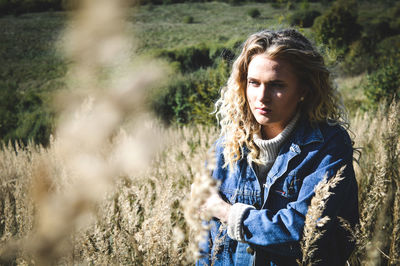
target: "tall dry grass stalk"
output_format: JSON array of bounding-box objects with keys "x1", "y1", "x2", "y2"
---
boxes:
[
  {"x1": 348, "y1": 100, "x2": 400, "y2": 265},
  {"x1": 300, "y1": 167, "x2": 345, "y2": 265},
  {"x1": 0, "y1": 0, "x2": 219, "y2": 263},
  {"x1": 0, "y1": 0, "x2": 205, "y2": 264},
  {"x1": 183, "y1": 142, "x2": 217, "y2": 262},
  {"x1": 300, "y1": 100, "x2": 400, "y2": 266},
  {"x1": 27, "y1": 0, "x2": 164, "y2": 263},
  {"x1": 0, "y1": 124, "x2": 219, "y2": 265}
]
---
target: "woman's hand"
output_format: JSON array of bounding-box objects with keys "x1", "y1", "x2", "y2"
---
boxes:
[{"x1": 201, "y1": 188, "x2": 232, "y2": 223}]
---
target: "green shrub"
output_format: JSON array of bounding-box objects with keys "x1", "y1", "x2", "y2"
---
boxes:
[
  {"x1": 152, "y1": 38, "x2": 243, "y2": 74},
  {"x1": 388, "y1": 2, "x2": 400, "y2": 33},
  {"x1": 0, "y1": 82, "x2": 54, "y2": 146},
  {"x1": 0, "y1": 0, "x2": 64, "y2": 16},
  {"x1": 182, "y1": 15, "x2": 194, "y2": 24},
  {"x1": 153, "y1": 44, "x2": 213, "y2": 73},
  {"x1": 286, "y1": 1, "x2": 295, "y2": 11},
  {"x1": 289, "y1": 9, "x2": 321, "y2": 28},
  {"x1": 364, "y1": 54, "x2": 400, "y2": 108},
  {"x1": 341, "y1": 39, "x2": 372, "y2": 75},
  {"x1": 343, "y1": 34, "x2": 400, "y2": 76},
  {"x1": 300, "y1": 0, "x2": 310, "y2": 11},
  {"x1": 271, "y1": 2, "x2": 281, "y2": 9},
  {"x1": 364, "y1": 17, "x2": 396, "y2": 42},
  {"x1": 228, "y1": 0, "x2": 242, "y2": 6},
  {"x1": 209, "y1": 37, "x2": 242, "y2": 60},
  {"x1": 150, "y1": 60, "x2": 229, "y2": 125},
  {"x1": 247, "y1": 8, "x2": 261, "y2": 18},
  {"x1": 376, "y1": 35, "x2": 400, "y2": 58},
  {"x1": 389, "y1": 1, "x2": 400, "y2": 18},
  {"x1": 313, "y1": 0, "x2": 361, "y2": 50},
  {"x1": 0, "y1": 82, "x2": 19, "y2": 142}
]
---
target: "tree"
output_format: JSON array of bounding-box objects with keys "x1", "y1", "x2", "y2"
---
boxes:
[{"x1": 313, "y1": 0, "x2": 361, "y2": 50}]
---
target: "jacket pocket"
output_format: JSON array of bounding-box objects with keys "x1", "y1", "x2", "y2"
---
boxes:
[
  {"x1": 273, "y1": 173, "x2": 301, "y2": 200},
  {"x1": 220, "y1": 188, "x2": 261, "y2": 207}
]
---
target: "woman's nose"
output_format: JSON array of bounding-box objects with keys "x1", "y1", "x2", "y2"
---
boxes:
[{"x1": 257, "y1": 84, "x2": 271, "y2": 102}]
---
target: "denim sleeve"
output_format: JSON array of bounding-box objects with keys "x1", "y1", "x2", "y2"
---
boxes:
[{"x1": 241, "y1": 131, "x2": 358, "y2": 258}]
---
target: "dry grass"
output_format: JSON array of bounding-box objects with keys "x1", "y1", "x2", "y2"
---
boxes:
[
  {"x1": 300, "y1": 100, "x2": 400, "y2": 265},
  {"x1": 350, "y1": 100, "x2": 400, "y2": 265},
  {"x1": 1, "y1": 0, "x2": 400, "y2": 265},
  {"x1": 1, "y1": 0, "x2": 217, "y2": 264},
  {"x1": 0, "y1": 124, "x2": 218, "y2": 265},
  {"x1": 2, "y1": 100, "x2": 399, "y2": 265},
  {"x1": 300, "y1": 166, "x2": 345, "y2": 265}
]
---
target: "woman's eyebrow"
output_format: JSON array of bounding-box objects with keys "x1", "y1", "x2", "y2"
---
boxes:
[
  {"x1": 246, "y1": 77, "x2": 287, "y2": 85},
  {"x1": 268, "y1": 79, "x2": 286, "y2": 84}
]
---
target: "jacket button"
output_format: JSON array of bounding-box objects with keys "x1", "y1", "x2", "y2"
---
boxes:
[{"x1": 246, "y1": 246, "x2": 254, "y2": 254}]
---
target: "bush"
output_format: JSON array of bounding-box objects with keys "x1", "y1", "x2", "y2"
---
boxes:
[
  {"x1": 152, "y1": 38, "x2": 243, "y2": 73},
  {"x1": 364, "y1": 17, "x2": 396, "y2": 43},
  {"x1": 343, "y1": 34, "x2": 400, "y2": 76},
  {"x1": 341, "y1": 39, "x2": 372, "y2": 75},
  {"x1": 182, "y1": 15, "x2": 194, "y2": 24},
  {"x1": 0, "y1": 82, "x2": 54, "y2": 146},
  {"x1": 150, "y1": 60, "x2": 229, "y2": 125},
  {"x1": 364, "y1": 54, "x2": 400, "y2": 107},
  {"x1": 388, "y1": 2, "x2": 400, "y2": 33},
  {"x1": 153, "y1": 44, "x2": 213, "y2": 73},
  {"x1": 228, "y1": 0, "x2": 242, "y2": 6},
  {"x1": 300, "y1": 0, "x2": 310, "y2": 11},
  {"x1": 389, "y1": 1, "x2": 400, "y2": 18},
  {"x1": 286, "y1": 1, "x2": 295, "y2": 11},
  {"x1": 376, "y1": 35, "x2": 400, "y2": 58},
  {"x1": 0, "y1": 82, "x2": 19, "y2": 142},
  {"x1": 289, "y1": 9, "x2": 321, "y2": 28},
  {"x1": 313, "y1": 0, "x2": 361, "y2": 50},
  {"x1": 247, "y1": 8, "x2": 260, "y2": 18},
  {"x1": 0, "y1": 0, "x2": 64, "y2": 16},
  {"x1": 271, "y1": 2, "x2": 281, "y2": 9}
]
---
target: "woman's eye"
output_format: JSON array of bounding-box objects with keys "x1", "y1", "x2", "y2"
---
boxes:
[{"x1": 248, "y1": 80, "x2": 259, "y2": 86}]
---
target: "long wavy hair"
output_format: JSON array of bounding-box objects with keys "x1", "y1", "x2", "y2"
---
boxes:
[{"x1": 215, "y1": 29, "x2": 347, "y2": 168}]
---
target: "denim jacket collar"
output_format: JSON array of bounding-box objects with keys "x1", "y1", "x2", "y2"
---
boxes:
[
  {"x1": 291, "y1": 116, "x2": 324, "y2": 147},
  {"x1": 243, "y1": 115, "x2": 324, "y2": 158}
]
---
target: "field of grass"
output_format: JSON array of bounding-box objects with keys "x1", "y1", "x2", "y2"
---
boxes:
[
  {"x1": 131, "y1": 2, "x2": 299, "y2": 51},
  {"x1": 1, "y1": 102, "x2": 399, "y2": 265},
  {"x1": 0, "y1": 2, "x2": 305, "y2": 144},
  {"x1": 0, "y1": 1, "x2": 304, "y2": 80},
  {"x1": 1, "y1": 0, "x2": 400, "y2": 265}
]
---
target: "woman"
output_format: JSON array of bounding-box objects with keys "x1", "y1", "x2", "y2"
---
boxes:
[{"x1": 197, "y1": 29, "x2": 359, "y2": 265}]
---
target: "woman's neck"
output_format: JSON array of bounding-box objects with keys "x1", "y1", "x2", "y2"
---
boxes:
[
  {"x1": 261, "y1": 125, "x2": 284, "y2": 140},
  {"x1": 261, "y1": 113, "x2": 300, "y2": 140}
]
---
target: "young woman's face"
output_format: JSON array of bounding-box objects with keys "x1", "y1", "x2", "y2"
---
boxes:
[{"x1": 246, "y1": 54, "x2": 303, "y2": 139}]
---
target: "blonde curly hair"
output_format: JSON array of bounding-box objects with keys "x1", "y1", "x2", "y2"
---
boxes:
[{"x1": 215, "y1": 29, "x2": 347, "y2": 168}]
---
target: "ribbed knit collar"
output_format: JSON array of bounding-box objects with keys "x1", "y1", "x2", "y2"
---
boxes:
[{"x1": 254, "y1": 113, "x2": 300, "y2": 164}]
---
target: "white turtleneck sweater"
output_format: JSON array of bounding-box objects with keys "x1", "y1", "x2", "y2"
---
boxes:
[
  {"x1": 227, "y1": 113, "x2": 300, "y2": 243},
  {"x1": 252, "y1": 113, "x2": 300, "y2": 183}
]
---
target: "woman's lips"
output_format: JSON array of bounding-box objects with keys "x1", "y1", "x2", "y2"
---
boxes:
[{"x1": 256, "y1": 107, "x2": 271, "y2": 115}]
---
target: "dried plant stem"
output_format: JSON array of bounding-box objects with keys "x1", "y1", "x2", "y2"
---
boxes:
[
  {"x1": 386, "y1": 101, "x2": 400, "y2": 265},
  {"x1": 300, "y1": 166, "x2": 345, "y2": 265},
  {"x1": 389, "y1": 180, "x2": 400, "y2": 265},
  {"x1": 183, "y1": 148, "x2": 217, "y2": 262}
]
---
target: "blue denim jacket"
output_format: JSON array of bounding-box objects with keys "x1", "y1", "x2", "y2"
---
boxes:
[{"x1": 197, "y1": 118, "x2": 359, "y2": 266}]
